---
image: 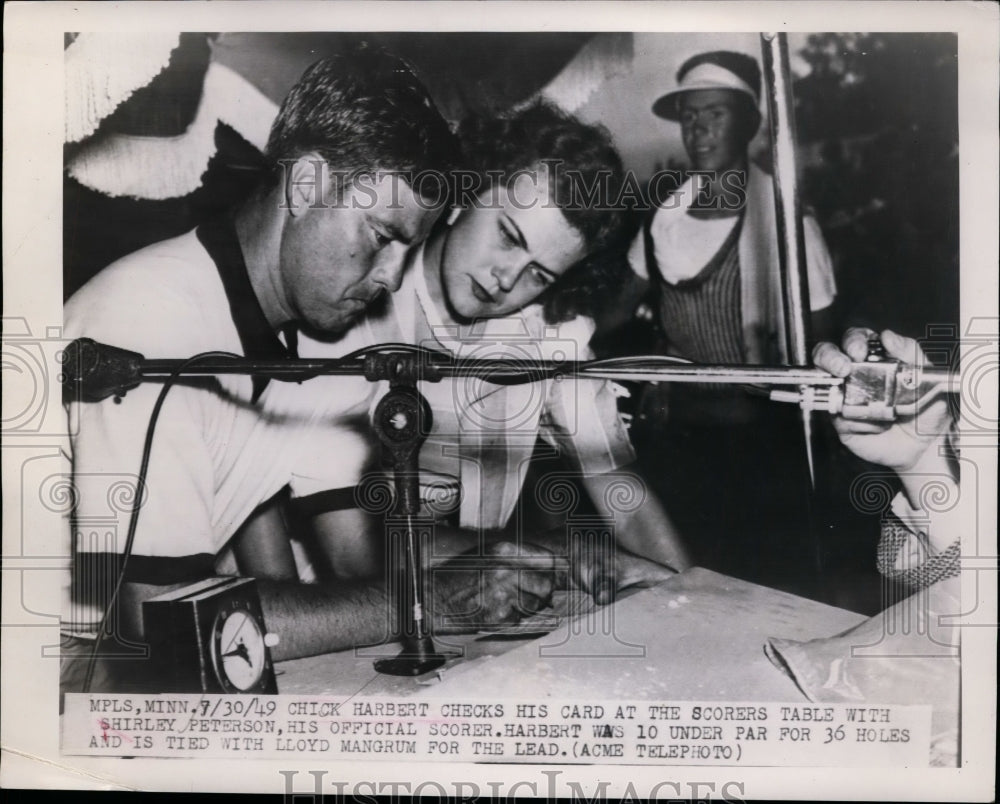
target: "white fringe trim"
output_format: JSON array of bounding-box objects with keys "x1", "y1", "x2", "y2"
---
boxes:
[
  {"x1": 65, "y1": 32, "x2": 181, "y2": 143},
  {"x1": 66, "y1": 62, "x2": 279, "y2": 200}
]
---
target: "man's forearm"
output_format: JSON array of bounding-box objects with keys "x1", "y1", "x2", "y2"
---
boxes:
[
  {"x1": 118, "y1": 579, "x2": 392, "y2": 674},
  {"x1": 257, "y1": 579, "x2": 395, "y2": 662}
]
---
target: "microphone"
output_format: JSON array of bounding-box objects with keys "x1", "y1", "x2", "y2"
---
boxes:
[{"x1": 61, "y1": 338, "x2": 144, "y2": 402}]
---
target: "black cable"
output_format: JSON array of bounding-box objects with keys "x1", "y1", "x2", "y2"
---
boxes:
[
  {"x1": 339, "y1": 347, "x2": 697, "y2": 386},
  {"x1": 338, "y1": 341, "x2": 436, "y2": 361},
  {"x1": 78, "y1": 341, "x2": 814, "y2": 689},
  {"x1": 76, "y1": 339, "x2": 817, "y2": 690},
  {"x1": 82, "y1": 351, "x2": 240, "y2": 692},
  {"x1": 584, "y1": 354, "x2": 694, "y2": 368}
]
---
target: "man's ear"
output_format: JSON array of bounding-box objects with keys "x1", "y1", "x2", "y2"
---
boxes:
[{"x1": 284, "y1": 153, "x2": 327, "y2": 217}]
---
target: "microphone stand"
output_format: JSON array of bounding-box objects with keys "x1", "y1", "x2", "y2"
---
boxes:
[
  {"x1": 60, "y1": 338, "x2": 961, "y2": 677},
  {"x1": 365, "y1": 354, "x2": 455, "y2": 675}
]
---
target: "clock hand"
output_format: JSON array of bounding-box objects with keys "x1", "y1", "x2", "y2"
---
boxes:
[
  {"x1": 223, "y1": 615, "x2": 252, "y2": 652},
  {"x1": 222, "y1": 641, "x2": 252, "y2": 667}
]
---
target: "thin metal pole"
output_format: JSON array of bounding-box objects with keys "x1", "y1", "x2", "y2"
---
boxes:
[
  {"x1": 63, "y1": 338, "x2": 962, "y2": 398},
  {"x1": 137, "y1": 359, "x2": 843, "y2": 385},
  {"x1": 761, "y1": 32, "x2": 816, "y2": 486},
  {"x1": 761, "y1": 32, "x2": 812, "y2": 364}
]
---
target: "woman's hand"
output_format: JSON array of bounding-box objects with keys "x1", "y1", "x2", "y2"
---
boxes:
[{"x1": 813, "y1": 327, "x2": 954, "y2": 477}]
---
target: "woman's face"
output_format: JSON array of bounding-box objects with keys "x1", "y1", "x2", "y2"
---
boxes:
[{"x1": 438, "y1": 171, "x2": 588, "y2": 319}]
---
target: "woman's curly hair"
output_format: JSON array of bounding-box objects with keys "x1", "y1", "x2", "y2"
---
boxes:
[{"x1": 456, "y1": 101, "x2": 631, "y2": 324}]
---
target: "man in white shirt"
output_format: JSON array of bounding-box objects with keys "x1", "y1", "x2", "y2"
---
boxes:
[{"x1": 62, "y1": 45, "x2": 554, "y2": 693}]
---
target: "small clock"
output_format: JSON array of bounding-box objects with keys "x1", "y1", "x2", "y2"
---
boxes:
[
  {"x1": 143, "y1": 577, "x2": 279, "y2": 694},
  {"x1": 211, "y1": 602, "x2": 269, "y2": 692}
]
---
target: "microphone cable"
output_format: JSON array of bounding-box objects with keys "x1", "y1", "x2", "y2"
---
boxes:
[{"x1": 82, "y1": 351, "x2": 240, "y2": 692}]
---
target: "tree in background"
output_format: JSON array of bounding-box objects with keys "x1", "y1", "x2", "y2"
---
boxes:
[
  {"x1": 795, "y1": 33, "x2": 959, "y2": 339},
  {"x1": 792, "y1": 34, "x2": 959, "y2": 612}
]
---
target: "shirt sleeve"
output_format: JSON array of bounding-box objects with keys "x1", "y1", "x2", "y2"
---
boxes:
[
  {"x1": 536, "y1": 316, "x2": 636, "y2": 474},
  {"x1": 69, "y1": 384, "x2": 216, "y2": 567},
  {"x1": 65, "y1": 272, "x2": 220, "y2": 582},
  {"x1": 803, "y1": 215, "x2": 837, "y2": 312},
  {"x1": 287, "y1": 413, "x2": 378, "y2": 502},
  {"x1": 287, "y1": 334, "x2": 384, "y2": 505}
]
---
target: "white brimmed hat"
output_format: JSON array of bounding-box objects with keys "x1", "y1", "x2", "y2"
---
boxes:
[{"x1": 652, "y1": 50, "x2": 762, "y2": 121}]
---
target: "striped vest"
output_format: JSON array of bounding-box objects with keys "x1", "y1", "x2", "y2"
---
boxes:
[
  {"x1": 643, "y1": 212, "x2": 758, "y2": 423},
  {"x1": 645, "y1": 211, "x2": 745, "y2": 365}
]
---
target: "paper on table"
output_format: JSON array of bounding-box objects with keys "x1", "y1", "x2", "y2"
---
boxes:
[{"x1": 765, "y1": 577, "x2": 960, "y2": 766}]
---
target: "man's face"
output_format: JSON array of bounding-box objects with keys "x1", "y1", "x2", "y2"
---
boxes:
[
  {"x1": 279, "y1": 171, "x2": 444, "y2": 335},
  {"x1": 439, "y1": 171, "x2": 587, "y2": 320},
  {"x1": 679, "y1": 89, "x2": 753, "y2": 172}
]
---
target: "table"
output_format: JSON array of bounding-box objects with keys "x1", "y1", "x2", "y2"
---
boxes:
[{"x1": 276, "y1": 567, "x2": 866, "y2": 700}]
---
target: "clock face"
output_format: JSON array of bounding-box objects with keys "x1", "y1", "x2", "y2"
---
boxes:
[{"x1": 211, "y1": 607, "x2": 266, "y2": 692}]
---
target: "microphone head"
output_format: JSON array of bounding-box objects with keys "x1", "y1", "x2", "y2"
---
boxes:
[{"x1": 61, "y1": 338, "x2": 144, "y2": 402}]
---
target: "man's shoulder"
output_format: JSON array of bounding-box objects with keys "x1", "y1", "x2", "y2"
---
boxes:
[
  {"x1": 95, "y1": 228, "x2": 211, "y2": 279},
  {"x1": 69, "y1": 229, "x2": 211, "y2": 297},
  {"x1": 64, "y1": 229, "x2": 227, "y2": 348}
]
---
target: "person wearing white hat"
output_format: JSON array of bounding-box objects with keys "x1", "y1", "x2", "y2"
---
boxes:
[
  {"x1": 625, "y1": 50, "x2": 838, "y2": 590},
  {"x1": 651, "y1": 50, "x2": 765, "y2": 175},
  {"x1": 630, "y1": 50, "x2": 837, "y2": 365}
]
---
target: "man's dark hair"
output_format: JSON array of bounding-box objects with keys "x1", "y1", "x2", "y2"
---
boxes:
[
  {"x1": 265, "y1": 41, "x2": 457, "y2": 192},
  {"x1": 456, "y1": 102, "x2": 628, "y2": 323}
]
